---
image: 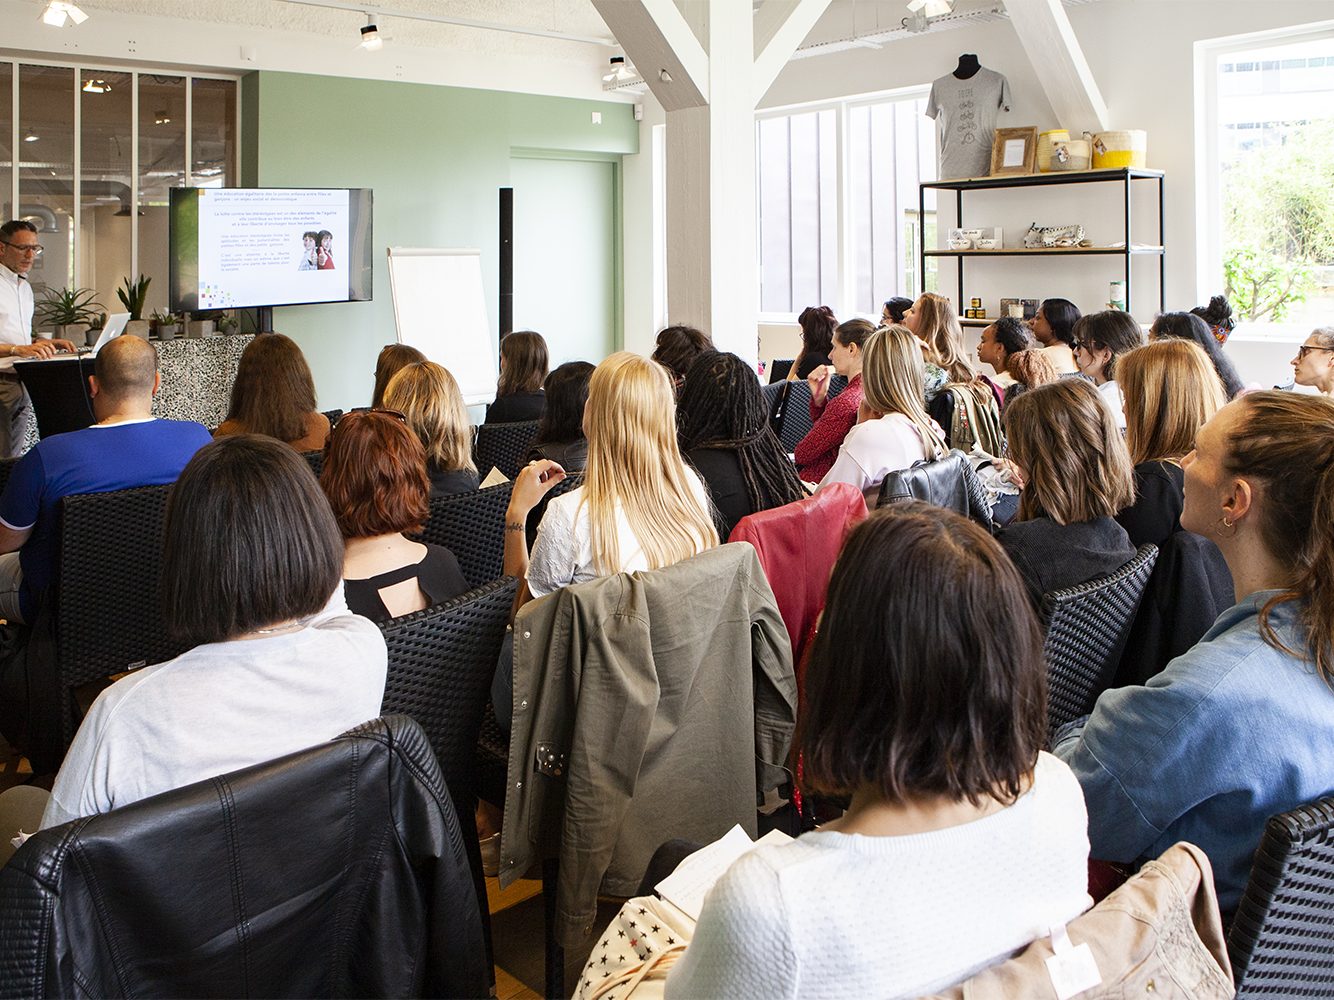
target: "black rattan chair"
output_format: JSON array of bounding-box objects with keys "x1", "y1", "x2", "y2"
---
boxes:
[
  {"x1": 321, "y1": 408, "x2": 344, "y2": 426},
  {"x1": 1229, "y1": 795, "x2": 1334, "y2": 998},
  {"x1": 474, "y1": 420, "x2": 540, "y2": 480},
  {"x1": 416, "y1": 482, "x2": 513, "y2": 588},
  {"x1": 300, "y1": 449, "x2": 324, "y2": 479},
  {"x1": 1040, "y1": 544, "x2": 1158, "y2": 743}
]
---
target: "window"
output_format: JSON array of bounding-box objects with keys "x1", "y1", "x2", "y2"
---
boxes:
[
  {"x1": 1201, "y1": 29, "x2": 1334, "y2": 335},
  {"x1": 756, "y1": 88, "x2": 936, "y2": 321}
]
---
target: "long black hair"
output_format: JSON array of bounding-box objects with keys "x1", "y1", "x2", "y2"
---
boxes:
[
  {"x1": 534, "y1": 361, "x2": 594, "y2": 446},
  {"x1": 1151, "y1": 312, "x2": 1245, "y2": 398},
  {"x1": 678, "y1": 351, "x2": 807, "y2": 519}
]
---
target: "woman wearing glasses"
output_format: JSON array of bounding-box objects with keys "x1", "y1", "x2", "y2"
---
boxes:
[{"x1": 1290, "y1": 328, "x2": 1334, "y2": 398}]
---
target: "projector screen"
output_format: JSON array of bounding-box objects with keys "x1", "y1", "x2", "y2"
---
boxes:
[{"x1": 169, "y1": 187, "x2": 373, "y2": 311}]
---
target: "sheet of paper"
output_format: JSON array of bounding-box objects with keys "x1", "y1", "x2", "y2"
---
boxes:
[
  {"x1": 654, "y1": 825, "x2": 793, "y2": 921},
  {"x1": 480, "y1": 466, "x2": 510, "y2": 489},
  {"x1": 1003, "y1": 138, "x2": 1027, "y2": 167}
]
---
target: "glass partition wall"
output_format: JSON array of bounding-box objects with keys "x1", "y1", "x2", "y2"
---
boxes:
[{"x1": 1, "y1": 59, "x2": 237, "y2": 325}]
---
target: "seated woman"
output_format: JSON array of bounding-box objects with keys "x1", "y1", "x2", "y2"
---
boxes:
[
  {"x1": 793, "y1": 318, "x2": 871, "y2": 483},
  {"x1": 1115, "y1": 339, "x2": 1226, "y2": 547},
  {"x1": 1003, "y1": 347, "x2": 1058, "y2": 407},
  {"x1": 321, "y1": 410, "x2": 468, "y2": 623},
  {"x1": 678, "y1": 351, "x2": 807, "y2": 537},
  {"x1": 998, "y1": 378, "x2": 1137, "y2": 606},
  {"x1": 383, "y1": 360, "x2": 479, "y2": 497},
  {"x1": 1071, "y1": 310, "x2": 1144, "y2": 430},
  {"x1": 1029, "y1": 297, "x2": 1081, "y2": 375},
  {"x1": 976, "y1": 316, "x2": 1034, "y2": 397},
  {"x1": 905, "y1": 293, "x2": 1002, "y2": 453},
  {"x1": 880, "y1": 296, "x2": 914, "y2": 327},
  {"x1": 651, "y1": 325, "x2": 712, "y2": 393},
  {"x1": 818, "y1": 325, "x2": 947, "y2": 501},
  {"x1": 792, "y1": 305, "x2": 837, "y2": 379},
  {"x1": 1150, "y1": 312, "x2": 1245, "y2": 399},
  {"x1": 526, "y1": 360, "x2": 595, "y2": 472},
  {"x1": 371, "y1": 343, "x2": 426, "y2": 409},
  {"x1": 485, "y1": 330, "x2": 548, "y2": 423},
  {"x1": 0, "y1": 435, "x2": 387, "y2": 843},
  {"x1": 902, "y1": 292, "x2": 970, "y2": 401},
  {"x1": 1055, "y1": 391, "x2": 1334, "y2": 916},
  {"x1": 667, "y1": 504, "x2": 1091, "y2": 999},
  {"x1": 214, "y1": 333, "x2": 330, "y2": 451},
  {"x1": 504, "y1": 351, "x2": 718, "y2": 604},
  {"x1": 1190, "y1": 294, "x2": 1236, "y2": 346},
  {"x1": 1290, "y1": 326, "x2": 1334, "y2": 399}
]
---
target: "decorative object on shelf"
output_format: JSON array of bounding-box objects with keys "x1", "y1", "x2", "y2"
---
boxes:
[
  {"x1": 216, "y1": 313, "x2": 240, "y2": 335},
  {"x1": 1051, "y1": 137, "x2": 1092, "y2": 171},
  {"x1": 84, "y1": 311, "x2": 105, "y2": 348},
  {"x1": 1000, "y1": 298, "x2": 1040, "y2": 321},
  {"x1": 1036, "y1": 129, "x2": 1070, "y2": 172},
  {"x1": 971, "y1": 298, "x2": 983, "y2": 309},
  {"x1": 949, "y1": 227, "x2": 1002, "y2": 249},
  {"x1": 1023, "y1": 222, "x2": 1091, "y2": 248},
  {"x1": 35, "y1": 285, "x2": 103, "y2": 341},
  {"x1": 975, "y1": 238, "x2": 999, "y2": 250},
  {"x1": 116, "y1": 273, "x2": 151, "y2": 338},
  {"x1": 949, "y1": 236, "x2": 973, "y2": 250},
  {"x1": 926, "y1": 55, "x2": 1012, "y2": 180},
  {"x1": 1092, "y1": 130, "x2": 1147, "y2": 169},
  {"x1": 964, "y1": 307, "x2": 988, "y2": 320},
  {"x1": 1109, "y1": 281, "x2": 1127, "y2": 311},
  {"x1": 989, "y1": 126, "x2": 1039, "y2": 176},
  {"x1": 150, "y1": 309, "x2": 181, "y2": 341},
  {"x1": 185, "y1": 314, "x2": 215, "y2": 339}
]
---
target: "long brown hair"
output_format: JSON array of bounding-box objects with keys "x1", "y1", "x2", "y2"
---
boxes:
[
  {"x1": 372, "y1": 343, "x2": 426, "y2": 409},
  {"x1": 225, "y1": 333, "x2": 318, "y2": 443},
  {"x1": 1004, "y1": 379, "x2": 1134, "y2": 525},
  {"x1": 1120, "y1": 340, "x2": 1225, "y2": 465},
  {"x1": 913, "y1": 293, "x2": 974, "y2": 384},
  {"x1": 1223, "y1": 392, "x2": 1334, "y2": 686},
  {"x1": 497, "y1": 330, "x2": 549, "y2": 396}
]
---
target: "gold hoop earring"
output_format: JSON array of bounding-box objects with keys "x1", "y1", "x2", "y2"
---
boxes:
[{"x1": 1222, "y1": 516, "x2": 1234, "y2": 530}]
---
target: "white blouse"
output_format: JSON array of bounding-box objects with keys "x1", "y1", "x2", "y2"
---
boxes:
[
  {"x1": 817, "y1": 412, "x2": 942, "y2": 501},
  {"x1": 1097, "y1": 378, "x2": 1127, "y2": 430}
]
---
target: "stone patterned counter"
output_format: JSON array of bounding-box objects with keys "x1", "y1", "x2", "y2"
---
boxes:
[{"x1": 150, "y1": 333, "x2": 253, "y2": 429}]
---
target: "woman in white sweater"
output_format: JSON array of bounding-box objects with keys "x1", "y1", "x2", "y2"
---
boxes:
[
  {"x1": 818, "y1": 324, "x2": 947, "y2": 500},
  {"x1": 666, "y1": 504, "x2": 1091, "y2": 1000}
]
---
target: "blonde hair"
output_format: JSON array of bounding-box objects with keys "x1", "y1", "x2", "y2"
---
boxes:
[
  {"x1": 1119, "y1": 340, "x2": 1225, "y2": 466},
  {"x1": 914, "y1": 293, "x2": 975, "y2": 384},
  {"x1": 383, "y1": 361, "x2": 477, "y2": 475},
  {"x1": 581, "y1": 353, "x2": 719, "y2": 574},
  {"x1": 862, "y1": 326, "x2": 948, "y2": 459},
  {"x1": 1004, "y1": 379, "x2": 1135, "y2": 525}
]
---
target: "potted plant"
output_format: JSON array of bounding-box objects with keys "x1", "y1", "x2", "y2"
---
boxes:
[
  {"x1": 84, "y1": 311, "x2": 106, "y2": 348},
  {"x1": 185, "y1": 311, "x2": 215, "y2": 338},
  {"x1": 216, "y1": 313, "x2": 240, "y2": 335},
  {"x1": 34, "y1": 287, "x2": 103, "y2": 341},
  {"x1": 150, "y1": 309, "x2": 181, "y2": 341},
  {"x1": 117, "y1": 274, "x2": 152, "y2": 338}
]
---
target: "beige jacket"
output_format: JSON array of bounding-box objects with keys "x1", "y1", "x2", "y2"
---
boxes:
[{"x1": 499, "y1": 542, "x2": 796, "y2": 946}]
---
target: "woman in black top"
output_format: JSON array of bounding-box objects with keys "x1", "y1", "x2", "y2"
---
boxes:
[
  {"x1": 998, "y1": 379, "x2": 1137, "y2": 606},
  {"x1": 678, "y1": 351, "x2": 807, "y2": 537},
  {"x1": 1115, "y1": 339, "x2": 1227, "y2": 547},
  {"x1": 794, "y1": 305, "x2": 837, "y2": 379},
  {"x1": 1149, "y1": 312, "x2": 1245, "y2": 399},
  {"x1": 485, "y1": 330, "x2": 548, "y2": 423},
  {"x1": 320, "y1": 410, "x2": 468, "y2": 623},
  {"x1": 383, "y1": 360, "x2": 480, "y2": 498},
  {"x1": 527, "y1": 360, "x2": 594, "y2": 473},
  {"x1": 651, "y1": 325, "x2": 713, "y2": 394}
]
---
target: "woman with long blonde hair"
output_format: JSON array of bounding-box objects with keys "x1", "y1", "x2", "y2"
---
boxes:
[
  {"x1": 503, "y1": 352, "x2": 718, "y2": 603},
  {"x1": 1114, "y1": 339, "x2": 1226, "y2": 546},
  {"x1": 382, "y1": 360, "x2": 479, "y2": 497},
  {"x1": 818, "y1": 325, "x2": 947, "y2": 500},
  {"x1": 903, "y1": 292, "x2": 974, "y2": 390}
]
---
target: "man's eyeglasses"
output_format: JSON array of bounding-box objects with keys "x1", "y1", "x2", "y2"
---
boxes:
[
  {"x1": 1297, "y1": 345, "x2": 1334, "y2": 360},
  {"x1": 0, "y1": 241, "x2": 43, "y2": 257}
]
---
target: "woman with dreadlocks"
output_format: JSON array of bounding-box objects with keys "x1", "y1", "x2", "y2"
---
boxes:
[{"x1": 678, "y1": 351, "x2": 809, "y2": 537}]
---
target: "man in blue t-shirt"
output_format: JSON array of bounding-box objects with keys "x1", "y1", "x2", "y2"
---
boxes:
[{"x1": 0, "y1": 336, "x2": 211, "y2": 623}]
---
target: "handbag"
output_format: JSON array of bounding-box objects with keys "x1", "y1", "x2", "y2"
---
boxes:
[{"x1": 573, "y1": 895, "x2": 694, "y2": 1000}]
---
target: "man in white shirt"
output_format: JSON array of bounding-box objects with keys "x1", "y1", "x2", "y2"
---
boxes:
[{"x1": 0, "y1": 220, "x2": 78, "y2": 457}]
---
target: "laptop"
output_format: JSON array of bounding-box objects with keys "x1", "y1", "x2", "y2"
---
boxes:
[{"x1": 86, "y1": 312, "x2": 130, "y2": 354}]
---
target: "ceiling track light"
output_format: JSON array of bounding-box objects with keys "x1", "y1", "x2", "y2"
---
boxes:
[
  {"x1": 359, "y1": 14, "x2": 383, "y2": 51},
  {"x1": 602, "y1": 55, "x2": 637, "y2": 84},
  {"x1": 40, "y1": 1, "x2": 88, "y2": 27},
  {"x1": 906, "y1": 0, "x2": 954, "y2": 17}
]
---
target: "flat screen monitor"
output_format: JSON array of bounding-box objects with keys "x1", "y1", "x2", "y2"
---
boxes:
[{"x1": 169, "y1": 187, "x2": 373, "y2": 311}]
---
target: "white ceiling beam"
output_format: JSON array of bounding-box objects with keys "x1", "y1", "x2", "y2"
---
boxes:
[
  {"x1": 592, "y1": 0, "x2": 709, "y2": 111},
  {"x1": 1003, "y1": 0, "x2": 1109, "y2": 132},
  {"x1": 752, "y1": 0, "x2": 834, "y2": 101}
]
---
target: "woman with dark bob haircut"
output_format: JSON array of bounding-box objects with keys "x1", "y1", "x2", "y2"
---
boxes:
[
  {"x1": 215, "y1": 333, "x2": 330, "y2": 451},
  {"x1": 322, "y1": 410, "x2": 468, "y2": 623},
  {"x1": 651, "y1": 325, "x2": 713, "y2": 390},
  {"x1": 668, "y1": 504, "x2": 1090, "y2": 997},
  {"x1": 486, "y1": 330, "x2": 549, "y2": 423},
  {"x1": 28, "y1": 435, "x2": 388, "y2": 833},
  {"x1": 527, "y1": 360, "x2": 595, "y2": 472}
]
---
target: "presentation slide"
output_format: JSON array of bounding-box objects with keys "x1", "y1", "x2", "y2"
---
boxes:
[{"x1": 194, "y1": 188, "x2": 350, "y2": 309}]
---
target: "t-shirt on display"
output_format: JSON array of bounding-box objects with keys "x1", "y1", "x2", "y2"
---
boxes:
[{"x1": 925, "y1": 68, "x2": 1012, "y2": 180}]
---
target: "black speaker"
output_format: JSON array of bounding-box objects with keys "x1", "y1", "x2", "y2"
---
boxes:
[{"x1": 499, "y1": 187, "x2": 513, "y2": 338}]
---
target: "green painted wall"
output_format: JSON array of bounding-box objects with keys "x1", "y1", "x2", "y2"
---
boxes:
[{"x1": 240, "y1": 71, "x2": 636, "y2": 409}]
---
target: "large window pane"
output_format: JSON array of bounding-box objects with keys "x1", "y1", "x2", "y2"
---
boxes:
[
  {"x1": 80, "y1": 69, "x2": 133, "y2": 322},
  {"x1": 0, "y1": 64, "x2": 12, "y2": 219},
  {"x1": 18, "y1": 65, "x2": 75, "y2": 307},
  {"x1": 139, "y1": 74, "x2": 186, "y2": 317},
  {"x1": 191, "y1": 77, "x2": 237, "y2": 187}
]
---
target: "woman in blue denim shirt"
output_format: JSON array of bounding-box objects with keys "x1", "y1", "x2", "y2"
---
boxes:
[{"x1": 1054, "y1": 391, "x2": 1334, "y2": 914}]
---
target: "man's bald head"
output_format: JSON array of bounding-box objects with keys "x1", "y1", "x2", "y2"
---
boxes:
[{"x1": 93, "y1": 336, "x2": 159, "y2": 403}]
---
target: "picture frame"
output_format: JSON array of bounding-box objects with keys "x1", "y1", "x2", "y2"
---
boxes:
[{"x1": 989, "y1": 127, "x2": 1039, "y2": 176}]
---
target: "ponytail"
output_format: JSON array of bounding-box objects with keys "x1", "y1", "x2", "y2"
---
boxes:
[{"x1": 1226, "y1": 392, "x2": 1334, "y2": 685}]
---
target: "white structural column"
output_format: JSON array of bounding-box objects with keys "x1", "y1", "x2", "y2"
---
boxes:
[
  {"x1": 1004, "y1": 0, "x2": 1109, "y2": 132},
  {"x1": 595, "y1": 0, "x2": 831, "y2": 363}
]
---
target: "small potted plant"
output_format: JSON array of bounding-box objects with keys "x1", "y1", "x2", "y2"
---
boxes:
[
  {"x1": 84, "y1": 311, "x2": 107, "y2": 348},
  {"x1": 117, "y1": 274, "x2": 152, "y2": 338},
  {"x1": 35, "y1": 287, "x2": 103, "y2": 342},
  {"x1": 185, "y1": 311, "x2": 215, "y2": 338},
  {"x1": 216, "y1": 312, "x2": 240, "y2": 335},
  {"x1": 150, "y1": 308, "x2": 180, "y2": 341}
]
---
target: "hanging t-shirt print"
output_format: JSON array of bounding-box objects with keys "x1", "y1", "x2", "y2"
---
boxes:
[{"x1": 926, "y1": 68, "x2": 1012, "y2": 180}]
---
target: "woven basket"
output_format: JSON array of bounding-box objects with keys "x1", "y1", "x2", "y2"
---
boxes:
[
  {"x1": 1036, "y1": 129, "x2": 1070, "y2": 172},
  {"x1": 1092, "y1": 129, "x2": 1147, "y2": 169},
  {"x1": 1050, "y1": 138, "x2": 1092, "y2": 171}
]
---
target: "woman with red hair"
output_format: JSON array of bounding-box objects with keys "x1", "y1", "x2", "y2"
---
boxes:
[{"x1": 320, "y1": 409, "x2": 468, "y2": 622}]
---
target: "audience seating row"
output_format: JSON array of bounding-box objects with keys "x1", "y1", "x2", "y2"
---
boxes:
[{"x1": 473, "y1": 419, "x2": 539, "y2": 481}]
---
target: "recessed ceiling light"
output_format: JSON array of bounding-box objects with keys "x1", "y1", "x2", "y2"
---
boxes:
[
  {"x1": 40, "y1": 1, "x2": 88, "y2": 27},
  {"x1": 155, "y1": 110, "x2": 172, "y2": 125},
  {"x1": 23, "y1": 131, "x2": 39, "y2": 143}
]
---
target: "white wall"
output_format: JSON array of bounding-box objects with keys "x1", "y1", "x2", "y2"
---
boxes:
[{"x1": 622, "y1": 92, "x2": 667, "y2": 357}]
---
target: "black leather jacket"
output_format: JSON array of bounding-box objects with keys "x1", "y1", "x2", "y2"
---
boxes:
[{"x1": 0, "y1": 715, "x2": 489, "y2": 999}]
